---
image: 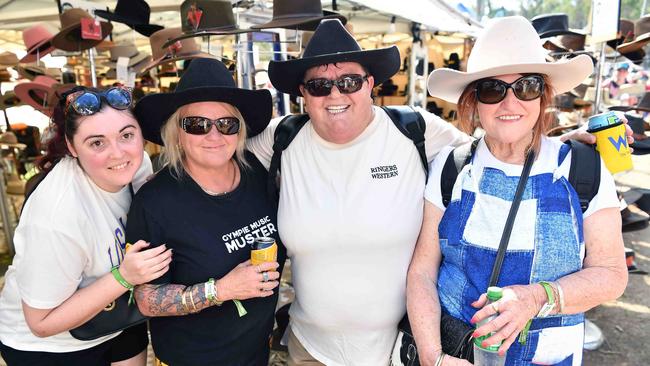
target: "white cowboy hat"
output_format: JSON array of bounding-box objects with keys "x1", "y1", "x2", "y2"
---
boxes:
[{"x1": 427, "y1": 16, "x2": 593, "y2": 104}]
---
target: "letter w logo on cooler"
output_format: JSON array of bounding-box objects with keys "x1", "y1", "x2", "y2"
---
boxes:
[{"x1": 608, "y1": 135, "x2": 628, "y2": 151}]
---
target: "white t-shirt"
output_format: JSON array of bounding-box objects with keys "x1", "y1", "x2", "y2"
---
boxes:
[
  {"x1": 425, "y1": 137, "x2": 619, "y2": 220},
  {"x1": 247, "y1": 106, "x2": 469, "y2": 366},
  {"x1": 0, "y1": 152, "x2": 152, "y2": 352}
]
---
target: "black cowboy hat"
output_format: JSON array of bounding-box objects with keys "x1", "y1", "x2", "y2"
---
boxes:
[
  {"x1": 610, "y1": 92, "x2": 650, "y2": 113},
  {"x1": 94, "y1": 0, "x2": 163, "y2": 37},
  {"x1": 251, "y1": 0, "x2": 347, "y2": 31},
  {"x1": 531, "y1": 13, "x2": 583, "y2": 38},
  {"x1": 135, "y1": 58, "x2": 272, "y2": 146},
  {"x1": 162, "y1": 0, "x2": 251, "y2": 47},
  {"x1": 268, "y1": 19, "x2": 400, "y2": 97}
]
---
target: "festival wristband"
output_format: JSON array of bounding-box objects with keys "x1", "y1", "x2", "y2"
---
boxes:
[
  {"x1": 233, "y1": 300, "x2": 247, "y2": 317},
  {"x1": 111, "y1": 266, "x2": 135, "y2": 305}
]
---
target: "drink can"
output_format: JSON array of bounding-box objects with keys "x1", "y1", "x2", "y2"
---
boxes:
[
  {"x1": 587, "y1": 111, "x2": 633, "y2": 174},
  {"x1": 251, "y1": 237, "x2": 277, "y2": 265}
]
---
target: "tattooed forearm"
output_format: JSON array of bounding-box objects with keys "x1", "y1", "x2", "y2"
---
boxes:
[{"x1": 134, "y1": 283, "x2": 215, "y2": 317}]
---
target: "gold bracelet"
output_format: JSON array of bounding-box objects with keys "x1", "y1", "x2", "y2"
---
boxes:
[{"x1": 188, "y1": 288, "x2": 198, "y2": 313}]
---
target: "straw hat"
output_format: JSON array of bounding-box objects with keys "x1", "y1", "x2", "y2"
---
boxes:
[
  {"x1": 52, "y1": 8, "x2": 112, "y2": 52},
  {"x1": 427, "y1": 16, "x2": 593, "y2": 103},
  {"x1": 618, "y1": 15, "x2": 650, "y2": 54},
  {"x1": 0, "y1": 52, "x2": 19, "y2": 68}
]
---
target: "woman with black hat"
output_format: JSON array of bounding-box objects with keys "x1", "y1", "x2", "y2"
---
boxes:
[
  {"x1": 128, "y1": 58, "x2": 285, "y2": 366},
  {"x1": 0, "y1": 86, "x2": 172, "y2": 366}
]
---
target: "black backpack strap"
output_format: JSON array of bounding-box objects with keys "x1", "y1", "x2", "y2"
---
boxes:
[
  {"x1": 381, "y1": 106, "x2": 429, "y2": 181},
  {"x1": 267, "y1": 114, "x2": 310, "y2": 200},
  {"x1": 440, "y1": 140, "x2": 479, "y2": 207},
  {"x1": 566, "y1": 140, "x2": 601, "y2": 213}
]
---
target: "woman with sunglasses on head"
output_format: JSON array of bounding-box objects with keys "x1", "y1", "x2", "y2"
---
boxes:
[
  {"x1": 406, "y1": 17, "x2": 627, "y2": 365},
  {"x1": 127, "y1": 58, "x2": 284, "y2": 366},
  {"x1": 0, "y1": 86, "x2": 173, "y2": 366}
]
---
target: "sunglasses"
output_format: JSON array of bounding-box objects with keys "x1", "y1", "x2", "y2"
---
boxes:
[
  {"x1": 180, "y1": 116, "x2": 241, "y2": 136},
  {"x1": 65, "y1": 87, "x2": 133, "y2": 116},
  {"x1": 475, "y1": 75, "x2": 545, "y2": 104},
  {"x1": 302, "y1": 74, "x2": 368, "y2": 97}
]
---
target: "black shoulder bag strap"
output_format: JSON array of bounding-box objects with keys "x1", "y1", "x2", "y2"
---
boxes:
[
  {"x1": 381, "y1": 106, "x2": 429, "y2": 181},
  {"x1": 267, "y1": 114, "x2": 310, "y2": 200},
  {"x1": 566, "y1": 140, "x2": 600, "y2": 213},
  {"x1": 441, "y1": 139, "x2": 479, "y2": 207},
  {"x1": 488, "y1": 149, "x2": 536, "y2": 287}
]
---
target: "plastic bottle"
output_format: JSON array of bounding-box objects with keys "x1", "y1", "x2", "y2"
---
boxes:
[{"x1": 473, "y1": 286, "x2": 506, "y2": 366}]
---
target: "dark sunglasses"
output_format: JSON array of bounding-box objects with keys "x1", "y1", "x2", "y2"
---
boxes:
[
  {"x1": 302, "y1": 74, "x2": 368, "y2": 97},
  {"x1": 180, "y1": 116, "x2": 241, "y2": 136},
  {"x1": 475, "y1": 75, "x2": 545, "y2": 104},
  {"x1": 65, "y1": 87, "x2": 132, "y2": 116}
]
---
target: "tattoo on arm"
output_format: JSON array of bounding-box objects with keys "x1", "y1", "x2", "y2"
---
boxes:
[{"x1": 135, "y1": 283, "x2": 214, "y2": 317}]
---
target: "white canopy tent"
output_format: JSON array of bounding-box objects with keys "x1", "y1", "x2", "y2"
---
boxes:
[{"x1": 348, "y1": 0, "x2": 481, "y2": 34}]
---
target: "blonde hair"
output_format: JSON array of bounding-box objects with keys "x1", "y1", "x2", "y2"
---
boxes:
[
  {"x1": 160, "y1": 102, "x2": 250, "y2": 179},
  {"x1": 456, "y1": 74, "x2": 555, "y2": 154}
]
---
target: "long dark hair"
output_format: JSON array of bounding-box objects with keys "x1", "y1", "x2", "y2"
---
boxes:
[{"x1": 37, "y1": 86, "x2": 134, "y2": 175}]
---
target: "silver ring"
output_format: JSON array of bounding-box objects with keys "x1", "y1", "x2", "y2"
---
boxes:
[{"x1": 262, "y1": 271, "x2": 269, "y2": 282}]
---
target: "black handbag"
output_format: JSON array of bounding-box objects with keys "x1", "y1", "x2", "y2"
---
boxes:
[
  {"x1": 69, "y1": 291, "x2": 147, "y2": 341},
  {"x1": 392, "y1": 150, "x2": 535, "y2": 366}
]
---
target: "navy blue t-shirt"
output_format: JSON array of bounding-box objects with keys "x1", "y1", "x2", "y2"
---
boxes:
[{"x1": 126, "y1": 151, "x2": 285, "y2": 366}]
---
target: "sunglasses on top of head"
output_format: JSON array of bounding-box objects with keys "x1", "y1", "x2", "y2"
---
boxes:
[
  {"x1": 65, "y1": 87, "x2": 133, "y2": 116},
  {"x1": 475, "y1": 75, "x2": 545, "y2": 104},
  {"x1": 179, "y1": 116, "x2": 241, "y2": 136},
  {"x1": 302, "y1": 74, "x2": 369, "y2": 97}
]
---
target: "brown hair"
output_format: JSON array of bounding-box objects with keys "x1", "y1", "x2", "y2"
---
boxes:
[
  {"x1": 38, "y1": 86, "x2": 135, "y2": 175},
  {"x1": 456, "y1": 74, "x2": 555, "y2": 154}
]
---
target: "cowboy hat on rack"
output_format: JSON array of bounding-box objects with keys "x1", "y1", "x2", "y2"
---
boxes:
[
  {"x1": 161, "y1": 0, "x2": 251, "y2": 48},
  {"x1": 531, "y1": 13, "x2": 584, "y2": 38},
  {"x1": 0, "y1": 91, "x2": 24, "y2": 111},
  {"x1": 13, "y1": 75, "x2": 59, "y2": 112},
  {"x1": 15, "y1": 62, "x2": 62, "y2": 81},
  {"x1": 427, "y1": 16, "x2": 593, "y2": 104},
  {"x1": 135, "y1": 58, "x2": 272, "y2": 145},
  {"x1": 618, "y1": 15, "x2": 650, "y2": 54},
  {"x1": 52, "y1": 8, "x2": 112, "y2": 52},
  {"x1": 138, "y1": 27, "x2": 218, "y2": 77},
  {"x1": 251, "y1": 0, "x2": 347, "y2": 31},
  {"x1": 94, "y1": 0, "x2": 163, "y2": 37},
  {"x1": 0, "y1": 52, "x2": 19, "y2": 68},
  {"x1": 102, "y1": 43, "x2": 150, "y2": 69},
  {"x1": 268, "y1": 19, "x2": 400, "y2": 97},
  {"x1": 19, "y1": 24, "x2": 56, "y2": 63}
]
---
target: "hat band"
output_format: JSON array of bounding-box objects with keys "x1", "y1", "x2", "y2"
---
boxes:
[{"x1": 273, "y1": 12, "x2": 326, "y2": 20}]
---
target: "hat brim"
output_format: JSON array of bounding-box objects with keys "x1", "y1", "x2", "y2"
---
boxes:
[
  {"x1": 13, "y1": 83, "x2": 55, "y2": 111},
  {"x1": 617, "y1": 33, "x2": 650, "y2": 54},
  {"x1": 94, "y1": 10, "x2": 164, "y2": 37},
  {"x1": 538, "y1": 29, "x2": 584, "y2": 38},
  {"x1": 269, "y1": 46, "x2": 401, "y2": 97},
  {"x1": 427, "y1": 54, "x2": 593, "y2": 104},
  {"x1": 20, "y1": 40, "x2": 56, "y2": 63},
  {"x1": 135, "y1": 86, "x2": 272, "y2": 146},
  {"x1": 161, "y1": 28, "x2": 252, "y2": 49},
  {"x1": 138, "y1": 52, "x2": 218, "y2": 77},
  {"x1": 609, "y1": 105, "x2": 650, "y2": 113},
  {"x1": 52, "y1": 21, "x2": 112, "y2": 52},
  {"x1": 251, "y1": 13, "x2": 347, "y2": 31},
  {"x1": 103, "y1": 52, "x2": 150, "y2": 68}
]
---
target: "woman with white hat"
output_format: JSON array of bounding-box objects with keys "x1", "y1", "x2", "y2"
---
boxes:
[{"x1": 407, "y1": 16, "x2": 627, "y2": 365}]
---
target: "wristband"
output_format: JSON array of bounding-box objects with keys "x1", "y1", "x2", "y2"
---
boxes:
[
  {"x1": 554, "y1": 281, "x2": 565, "y2": 314},
  {"x1": 111, "y1": 266, "x2": 135, "y2": 305},
  {"x1": 434, "y1": 352, "x2": 446, "y2": 366}
]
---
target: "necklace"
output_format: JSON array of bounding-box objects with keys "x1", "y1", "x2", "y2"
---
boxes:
[{"x1": 193, "y1": 160, "x2": 238, "y2": 196}]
